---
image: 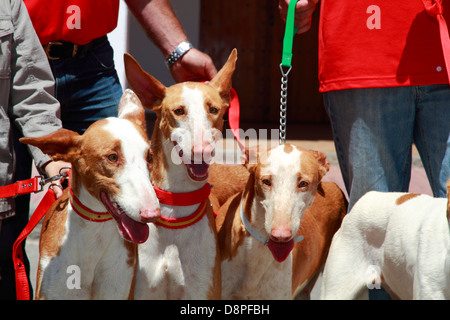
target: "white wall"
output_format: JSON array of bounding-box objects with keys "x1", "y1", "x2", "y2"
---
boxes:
[
  {"x1": 109, "y1": 0, "x2": 129, "y2": 89},
  {"x1": 110, "y1": 0, "x2": 201, "y2": 89}
]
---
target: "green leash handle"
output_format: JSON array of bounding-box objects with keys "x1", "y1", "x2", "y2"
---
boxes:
[{"x1": 281, "y1": 0, "x2": 299, "y2": 68}]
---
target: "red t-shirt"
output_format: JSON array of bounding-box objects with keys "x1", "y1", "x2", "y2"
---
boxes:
[
  {"x1": 24, "y1": 0, "x2": 120, "y2": 45},
  {"x1": 318, "y1": 0, "x2": 450, "y2": 92}
]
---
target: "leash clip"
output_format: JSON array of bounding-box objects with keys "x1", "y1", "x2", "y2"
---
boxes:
[{"x1": 37, "y1": 167, "x2": 71, "y2": 192}]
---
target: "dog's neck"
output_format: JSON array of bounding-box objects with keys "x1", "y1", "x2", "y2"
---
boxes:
[
  {"x1": 237, "y1": 185, "x2": 293, "y2": 298},
  {"x1": 241, "y1": 174, "x2": 266, "y2": 241},
  {"x1": 150, "y1": 127, "x2": 209, "y2": 220},
  {"x1": 69, "y1": 170, "x2": 106, "y2": 213}
]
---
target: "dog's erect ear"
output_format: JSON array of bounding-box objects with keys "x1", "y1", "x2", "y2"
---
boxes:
[
  {"x1": 20, "y1": 129, "x2": 81, "y2": 163},
  {"x1": 124, "y1": 53, "x2": 166, "y2": 110},
  {"x1": 209, "y1": 49, "x2": 237, "y2": 104},
  {"x1": 242, "y1": 146, "x2": 258, "y2": 171},
  {"x1": 243, "y1": 144, "x2": 268, "y2": 173},
  {"x1": 310, "y1": 150, "x2": 330, "y2": 180},
  {"x1": 118, "y1": 89, "x2": 146, "y2": 133}
]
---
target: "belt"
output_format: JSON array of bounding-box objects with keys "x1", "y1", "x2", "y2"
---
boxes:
[{"x1": 43, "y1": 36, "x2": 107, "y2": 60}]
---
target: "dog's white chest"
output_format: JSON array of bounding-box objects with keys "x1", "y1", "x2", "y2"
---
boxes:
[
  {"x1": 39, "y1": 213, "x2": 135, "y2": 299},
  {"x1": 135, "y1": 217, "x2": 217, "y2": 299}
]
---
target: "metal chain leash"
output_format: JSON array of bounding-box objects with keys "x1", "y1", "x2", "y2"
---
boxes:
[
  {"x1": 279, "y1": 0, "x2": 299, "y2": 145},
  {"x1": 279, "y1": 65, "x2": 292, "y2": 145}
]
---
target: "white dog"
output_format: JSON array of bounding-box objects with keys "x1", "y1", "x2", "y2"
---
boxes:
[{"x1": 321, "y1": 183, "x2": 450, "y2": 300}]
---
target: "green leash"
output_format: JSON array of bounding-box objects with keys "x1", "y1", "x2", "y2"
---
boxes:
[
  {"x1": 279, "y1": 0, "x2": 299, "y2": 144},
  {"x1": 281, "y1": 0, "x2": 299, "y2": 68}
]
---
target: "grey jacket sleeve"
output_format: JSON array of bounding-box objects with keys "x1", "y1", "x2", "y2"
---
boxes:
[{"x1": 9, "y1": 0, "x2": 62, "y2": 173}]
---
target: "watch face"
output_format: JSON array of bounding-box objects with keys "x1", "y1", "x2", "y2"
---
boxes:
[
  {"x1": 167, "y1": 42, "x2": 192, "y2": 67},
  {"x1": 180, "y1": 42, "x2": 190, "y2": 51}
]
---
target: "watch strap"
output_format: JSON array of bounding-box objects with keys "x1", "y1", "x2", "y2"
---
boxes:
[{"x1": 165, "y1": 41, "x2": 193, "y2": 67}]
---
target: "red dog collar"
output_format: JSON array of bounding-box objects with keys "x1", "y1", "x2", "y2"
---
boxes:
[
  {"x1": 155, "y1": 199, "x2": 208, "y2": 229},
  {"x1": 69, "y1": 188, "x2": 112, "y2": 222},
  {"x1": 153, "y1": 183, "x2": 211, "y2": 206},
  {"x1": 153, "y1": 183, "x2": 211, "y2": 229}
]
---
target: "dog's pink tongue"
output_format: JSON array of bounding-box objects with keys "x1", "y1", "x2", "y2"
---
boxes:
[
  {"x1": 187, "y1": 162, "x2": 209, "y2": 181},
  {"x1": 267, "y1": 239, "x2": 294, "y2": 262},
  {"x1": 100, "y1": 192, "x2": 149, "y2": 244},
  {"x1": 117, "y1": 214, "x2": 149, "y2": 244}
]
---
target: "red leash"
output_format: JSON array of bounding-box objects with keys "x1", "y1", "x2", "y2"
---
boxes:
[
  {"x1": 0, "y1": 177, "x2": 43, "y2": 198},
  {"x1": 6, "y1": 169, "x2": 69, "y2": 300},
  {"x1": 0, "y1": 173, "x2": 67, "y2": 199},
  {"x1": 228, "y1": 88, "x2": 245, "y2": 151},
  {"x1": 13, "y1": 188, "x2": 57, "y2": 300},
  {"x1": 200, "y1": 82, "x2": 244, "y2": 151}
]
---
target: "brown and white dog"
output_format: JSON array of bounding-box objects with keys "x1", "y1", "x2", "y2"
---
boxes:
[
  {"x1": 214, "y1": 143, "x2": 346, "y2": 299},
  {"x1": 20, "y1": 90, "x2": 160, "y2": 299},
  {"x1": 321, "y1": 181, "x2": 450, "y2": 300},
  {"x1": 123, "y1": 50, "x2": 237, "y2": 299}
]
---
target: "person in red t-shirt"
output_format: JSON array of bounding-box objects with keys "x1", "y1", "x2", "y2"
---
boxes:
[
  {"x1": 23, "y1": 0, "x2": 217, "y2": 134},
  {"x1": 280, "y1": 0, "x2": 450, "y2": 299},
  {"x1": 280, "y1": 0, "x2": 450, "y2": 207}
]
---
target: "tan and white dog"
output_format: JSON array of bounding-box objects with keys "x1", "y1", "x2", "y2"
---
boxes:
[
  {"x1": 123, "y1": 50, "x2": 237, "y2": 299},
  {"x1": 20, "y1": 90, "x2": 160, "y2": 300},
  {"x1": 321, "y1": 181, "x2": 450, "y2": 300},
  {"x1": 214, "y1": 143, "x2": 346, "y2": 299}
]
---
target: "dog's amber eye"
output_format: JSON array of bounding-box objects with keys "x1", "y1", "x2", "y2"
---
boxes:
[
  {"x1": 107, "y1": 154, "x2": 118, "y2": 163},
  {"x1": 209, "y1": 106, "x2": 219, "y2": 114},
  {"x1": 174, "y1": 107, "x2": 185, "y2": 116},
  {"x1": 262, "y1": 179, "x2": 272, "y2": 187},
  {"x1": 298, "y1": 181, "x2": 309, "y2": 189}
]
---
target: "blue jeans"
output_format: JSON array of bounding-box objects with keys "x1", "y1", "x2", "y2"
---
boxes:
[
  {"x1": 49, "y1": 37, "x2": 122, "y2": 134},
  {"x1": 324, "y1": 85, "x2": 450, "y2": 211}
]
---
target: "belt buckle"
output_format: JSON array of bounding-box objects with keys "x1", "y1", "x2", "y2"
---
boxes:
[
  {"x1": 44, "y1": 41, "x2": 79, "y2": 60},
  {"x1": 44, "y1": 41, "x2": 63, "y2": 61}
]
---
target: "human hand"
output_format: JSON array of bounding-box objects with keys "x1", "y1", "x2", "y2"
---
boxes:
[
  {"x1": 169, "y1": 48, "x2": 218, "y2": 83},
  {"x1": 43, "y1": 160, "x2": 71, "y2": 199},
  {"x1": 278, "y1": 0, "x2": 319, "y2": 34}
]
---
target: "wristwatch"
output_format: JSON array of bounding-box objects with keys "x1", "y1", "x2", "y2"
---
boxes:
[{"x1": 165, "y1": 41, "x2": 193, "y2": 68}]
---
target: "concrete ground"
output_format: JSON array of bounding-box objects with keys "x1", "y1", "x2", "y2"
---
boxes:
[{"x1": 25, "y1": 138, "x2": 432, "y2": 299}]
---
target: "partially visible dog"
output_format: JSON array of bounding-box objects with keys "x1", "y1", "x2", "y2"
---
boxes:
[
  {"x1": 215, "y1": 143, "x2": 346, "y2": 299},
  {"x1": 291, "y1": 180, "x2": 347, "y2": 299},
  {"x1": 21, "y1": 90, "x2": 160, "y2": 299},
  {"x1": 124, "y1": 50, "x2": 237, "y2": 299},
  {"x1": 321, "y1": 182, "x2": 450, "y2": 300}
]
